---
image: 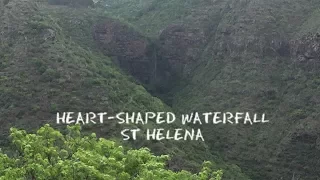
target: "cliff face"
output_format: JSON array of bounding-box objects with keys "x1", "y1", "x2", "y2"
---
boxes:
[
  {"x1": 158, "y1": 24, "x2": 207, "y2": 77},
  {"x1": 92, "y1": 20, "x2": 208, "y2": 91},
  {"x1": 290, "y1": 34, "x2": 320, "y2": 65},
  {"x1": 93, "y1": 19, "x2": 153, "y2": 83}
]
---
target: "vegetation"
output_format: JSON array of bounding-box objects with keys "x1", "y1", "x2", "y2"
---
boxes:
[
  {"x1": 0, "y1": 124, "x2": 223, "y2": 180},
  {"x1": 1, "y1": 0, "x2": 319, "y2": 179},
  {"x1": 0, "y1": 0, "x2": 250, "y2": 179}
]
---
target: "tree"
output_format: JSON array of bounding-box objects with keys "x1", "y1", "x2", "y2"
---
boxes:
[{"x1": 0, "y1": 124, "x2": 223, "y2": 180}]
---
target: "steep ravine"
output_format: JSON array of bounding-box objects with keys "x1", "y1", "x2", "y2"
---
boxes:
[
  {"x1": 92, "y1": 19, "x2": 210, "y2": 104},
  {"x1": 2, "y1": 0, "x2": 320, "y2": 179}
]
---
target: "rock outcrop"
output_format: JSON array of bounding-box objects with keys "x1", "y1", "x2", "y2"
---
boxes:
[
  {"x1": 93, "y1": 21, "x2": 212, "y2": 84},
  {"x1": 93, "y1": 19, "x2": 154, "y2": 83},
  {"x1": 158, "y1": 24, "x2": 207, "y2": 77},
  {"x1": 290, "y1": 33, "x2": 320, "y2": 65}
]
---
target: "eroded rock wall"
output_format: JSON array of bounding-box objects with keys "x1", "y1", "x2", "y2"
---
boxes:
[{"x1": 93, "y1": 19, "x2": 154, "y2": 83}]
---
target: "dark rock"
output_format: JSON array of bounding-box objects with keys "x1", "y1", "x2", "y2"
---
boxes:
[
  {"x1": 275, "y1": 40, "x2": 290, "y2": 57},
  {"x1": 291, "y1": 132, "x2": 318, "y2": 144},
  {"x1": 158, "y1": 24, "x2": 207, "y2": 77},
  {"x1": 42, "y1": 28, "x2": 55, "y2": 41},
  {"x1": 93, "y1": 19, "x2": 153, "y2": 84},
  {"x1": 290, "y1": 34, "x2": 320, "y2": 65}
]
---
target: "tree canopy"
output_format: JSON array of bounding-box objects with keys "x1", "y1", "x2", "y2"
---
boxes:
[{"x1": 0, "y1": 124, "x2": 223, "y2": 180}]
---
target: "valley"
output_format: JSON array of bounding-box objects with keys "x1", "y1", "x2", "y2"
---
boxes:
[{"x1": 1, "y1": 0, "x2": 320, "y2": 179}]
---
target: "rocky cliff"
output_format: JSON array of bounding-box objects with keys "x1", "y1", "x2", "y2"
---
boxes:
[
  {"x1": 93, "y1": 19, "x2": 153, "y2": 83},
  {"x1": 158, "y1": 24, "x2": 207, "y2": 77},
  {"x1": 290, "y1": 33, "x2": 320, "y2": 66}
]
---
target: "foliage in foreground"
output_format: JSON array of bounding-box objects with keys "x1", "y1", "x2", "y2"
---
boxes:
[{"x1": 0, "y1": 124, "x2": 223, "y2": 180}]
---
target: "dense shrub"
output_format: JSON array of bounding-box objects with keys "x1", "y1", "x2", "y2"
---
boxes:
[{"x1": 0, "y1": 124, "x2": 223, "y2": 179}]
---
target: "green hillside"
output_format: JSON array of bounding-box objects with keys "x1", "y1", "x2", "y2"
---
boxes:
[
  {"x1": 0, "y1": 0, "x2": 251, "y2": 179},
  {"x1": 1, "y1": 0, "x2": 320, "y2": 179}
]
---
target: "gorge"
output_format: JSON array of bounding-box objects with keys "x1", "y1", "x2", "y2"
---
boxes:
[{"x1": 1, "y1": 0, "x2": 320, "y2": 179}]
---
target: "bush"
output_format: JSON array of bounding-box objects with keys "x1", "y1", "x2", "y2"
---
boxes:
[
  {"x1": 0, "y1": 124, "x2": 223, "y2": 179},
  {"x1": 40, "y1": 68, "x2": 60, "y2": 82}
]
